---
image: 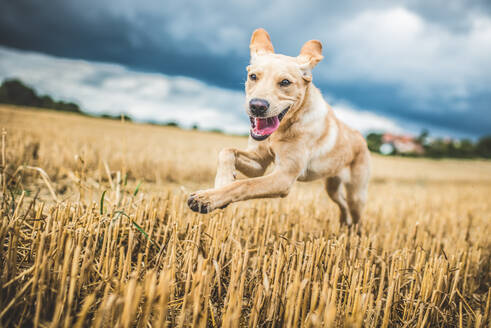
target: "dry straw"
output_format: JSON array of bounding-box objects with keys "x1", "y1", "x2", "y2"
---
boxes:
[{"x1": 0, "y1": 105, "x2": 490, "y2": 327}]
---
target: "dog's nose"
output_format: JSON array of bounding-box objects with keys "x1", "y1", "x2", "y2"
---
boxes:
[{"x1": 249, "y1": 98, "x2": 270, "y2": 116}]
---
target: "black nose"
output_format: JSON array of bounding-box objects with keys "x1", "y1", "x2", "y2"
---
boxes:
[{"x1": 249, "y1": 98, "x2": 270, "y2": 116}]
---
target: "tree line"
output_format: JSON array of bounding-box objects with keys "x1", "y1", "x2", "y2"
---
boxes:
[
  {"x1": 0, "y1": 79, "x2": 82, "y2": 113},
  {"x1": 367, "y1": 131, "x2": 491, "y2": 159}
]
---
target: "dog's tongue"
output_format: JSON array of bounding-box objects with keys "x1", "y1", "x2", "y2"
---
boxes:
[{"x1": 254, "y1": 116, "x2": 280, "y2": 135}]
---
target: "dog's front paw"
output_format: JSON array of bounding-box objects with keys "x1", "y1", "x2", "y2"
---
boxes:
[
  {"x1": 187, "y1": 192, "x2": 211, "y2": 213},
  {"x1": 187, "y1": 190, "x2": 228, "y2": 214}
]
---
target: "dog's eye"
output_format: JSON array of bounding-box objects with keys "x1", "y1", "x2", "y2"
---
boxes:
[
  {"x1": 279, "y1": 79, "x2": 291, "y2": 87},
  {"x1": 249, "y1": 73, "x2": 257, "y2": 81}
]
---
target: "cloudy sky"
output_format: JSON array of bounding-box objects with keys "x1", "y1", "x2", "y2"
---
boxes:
[{"x1": 1, "y1": 0, "x2": 490, "y2": 137}]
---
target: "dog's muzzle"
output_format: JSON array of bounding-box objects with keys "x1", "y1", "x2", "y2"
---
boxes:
[{"x1": 249, "y1": 106, "x2": 290, "y2": 141}]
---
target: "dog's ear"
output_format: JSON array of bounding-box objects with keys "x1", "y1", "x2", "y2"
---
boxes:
[
  {"x1": 250, "y1": 28, "x2": 274, "y2": 59},
  {"x1": 299, "y1": 40, "x2": 323, "y2": 67},
  {"x1": 298, "y1": 40, "x2": 323, "y2": 82}
]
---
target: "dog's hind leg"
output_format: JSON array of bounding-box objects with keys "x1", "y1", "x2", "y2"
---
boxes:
[
  {"x1": 345, "y1": 149, "x2": 370, "y2": 225},
  {"x1": 326, "y1": 175, "x2": 352, "y2": 226}
]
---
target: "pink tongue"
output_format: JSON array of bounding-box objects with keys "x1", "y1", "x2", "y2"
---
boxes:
[{"x1": 254, "y1": 116, "x2": 280, "y2": 135}]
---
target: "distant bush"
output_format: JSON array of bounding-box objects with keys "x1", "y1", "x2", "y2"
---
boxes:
[
  {"x1": 0, "y1": 79, "x2": 82, "y2": 114},
  {"x1": 209, "y1": 128, "x2": 224, "y2": 134},
  {"x1": 143, "y1": 120, "x2": 182, "y2": 128},
  {"x1": 100, "y1": 114, "x2": 133, "y2": 122},
  {"x1": 164, "y1": 121, "x2": 179, "y2": 127}
]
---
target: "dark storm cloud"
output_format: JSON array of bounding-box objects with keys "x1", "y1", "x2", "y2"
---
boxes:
[
  {"x1": 406, "y1": 0, "x2": 491, "y2": 32},
  {"x1": 0, "y1": 0, "x2": 249, "y2": 88},
  {"x1": 1, "y1": 0, "x2": 490, "y2": 137}
]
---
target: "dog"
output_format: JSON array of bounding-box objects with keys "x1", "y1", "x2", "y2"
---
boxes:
[{"x1": 187, "y1": 28, "x2": 370, "y2": 226}]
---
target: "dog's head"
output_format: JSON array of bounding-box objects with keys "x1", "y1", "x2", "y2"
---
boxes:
[{"x1": 245, "y1": 28, "x2": 323, "y2": 141}]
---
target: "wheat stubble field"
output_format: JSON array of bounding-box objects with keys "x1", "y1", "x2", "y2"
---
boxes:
[{"x1": 0, "y1": 105, "x2": 490, "y2": 327}]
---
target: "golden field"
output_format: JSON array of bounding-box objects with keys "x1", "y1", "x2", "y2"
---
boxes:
[{"x1": 0, "y1": 104, "x2": 490, "y2": 327}]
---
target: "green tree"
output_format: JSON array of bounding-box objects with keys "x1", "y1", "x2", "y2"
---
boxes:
[
  {"x1": 417, "y1": 129, "x2": 429, "y2": 145},
  {"x1": 0, "y1": 78, "x2": 82, "y2": 114},
  {"x1": 462, "y1": 139, "x2": 476, "y2": 158},
  {"x1": 0, "y1": 79, "x2": 40, "y2": 107},
  {"x1": 426, "y1": 138, "x2": 447, "y2": 158},
  {"x1": 476, "y1": 136, "x2": 491, "y2": 158},
  {"x1": 366, "y1": 133, "x2": 383, "y2": 153}
]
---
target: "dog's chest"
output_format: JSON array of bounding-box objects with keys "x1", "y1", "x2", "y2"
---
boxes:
[
  {"x1": 297, "y1": 119, "x2": 342, "y2": 181},
  {"x1": 297, "y1": 156, "x2": 343, "y2": 181}
]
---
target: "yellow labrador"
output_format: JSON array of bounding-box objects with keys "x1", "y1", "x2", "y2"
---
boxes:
[{"x1": 188, "y1": 28, "x2": 370, "y2": 226}]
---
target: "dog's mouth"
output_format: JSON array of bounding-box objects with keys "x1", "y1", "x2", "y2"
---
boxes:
[{"x1": 249, "y1": 107, "x2": 290, "y2": 141}]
